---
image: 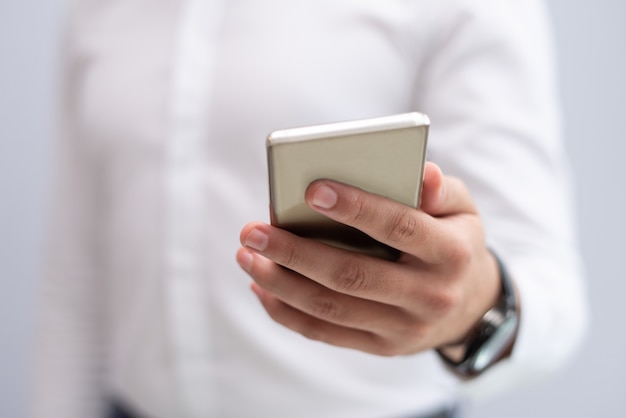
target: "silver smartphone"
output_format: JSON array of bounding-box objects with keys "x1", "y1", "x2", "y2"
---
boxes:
[{"x1": 267, "y1": 112, "x2": 429, "y2": 261}]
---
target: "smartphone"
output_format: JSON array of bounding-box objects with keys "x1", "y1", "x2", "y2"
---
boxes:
[{"x1": 267, "y1": 112, "x2": 429, "y2": 261}]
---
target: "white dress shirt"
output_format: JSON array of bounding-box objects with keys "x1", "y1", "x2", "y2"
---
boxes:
[{"x1": 34, "y1": 0, "x2": 589, "y2": 417}]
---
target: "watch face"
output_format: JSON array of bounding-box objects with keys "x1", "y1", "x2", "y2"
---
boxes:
[{"x1": 472, "y1": 315, "x2": 519, "y2": 371}]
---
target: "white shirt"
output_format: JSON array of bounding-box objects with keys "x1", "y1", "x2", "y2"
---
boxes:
[{"x1": 34, "y1": 0, "x2": 589, "y2": 417}]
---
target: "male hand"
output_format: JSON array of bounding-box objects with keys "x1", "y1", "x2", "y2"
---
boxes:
[{"x1": 237, "y1": 162, "x2": 501, "y2": 356}]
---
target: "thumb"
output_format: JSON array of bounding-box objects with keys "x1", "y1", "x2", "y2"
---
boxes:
[{"x1": 420, "y1": 162, "x2": 476, "y2": 216}]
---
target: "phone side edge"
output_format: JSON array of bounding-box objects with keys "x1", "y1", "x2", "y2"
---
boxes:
[{"x1": 266, "y1": 112, "x2": 430, "y2": 145}]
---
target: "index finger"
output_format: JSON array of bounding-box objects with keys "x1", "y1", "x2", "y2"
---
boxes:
[{"x1": 304, "y1": 180, "x2": 458, "y2": 263}]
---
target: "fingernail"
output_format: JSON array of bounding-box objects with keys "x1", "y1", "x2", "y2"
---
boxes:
[
  {"x1": 311, "y1": 184, "x2": 337, "y2": 209},
  {"x1": 245, "y1": 229, "x2": 269, "y2": 251},
  {"x1": 237, "y1": 249, "x2": 254, "y2": 272}
]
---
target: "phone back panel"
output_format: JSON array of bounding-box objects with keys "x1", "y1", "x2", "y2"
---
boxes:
[{"x1": 267, "y1": 113, "x2": 429, "y2": 259}]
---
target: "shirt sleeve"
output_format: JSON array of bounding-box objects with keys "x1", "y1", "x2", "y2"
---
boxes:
[
  {"x1": 32, "y1": 6, "x2": 108, "y2": 416},
  {"x1": 415, "y1": 0, "x2": 589, "y2": 398}
]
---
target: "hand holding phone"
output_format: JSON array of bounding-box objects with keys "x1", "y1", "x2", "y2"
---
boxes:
[
  {"x1": 267, "y1": 112, "x2": 429, "y2": 260},
  {"x1": 240, "y1": 139, "x2": 500, "y2": 358}
]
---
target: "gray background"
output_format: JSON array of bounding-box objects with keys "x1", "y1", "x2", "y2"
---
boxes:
[{"x1": 1, "y1": 0, "x2": 624, "y2": 417}]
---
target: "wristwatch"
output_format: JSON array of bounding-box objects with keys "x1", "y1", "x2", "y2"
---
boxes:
[{"x1": 436, "y1": 252, "x2": 519, "y2": 377}]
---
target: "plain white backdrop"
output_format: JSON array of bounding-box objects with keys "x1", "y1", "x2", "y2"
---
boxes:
[{"x1": 1, "y1": 1, "x2": 624, "y2": 417}]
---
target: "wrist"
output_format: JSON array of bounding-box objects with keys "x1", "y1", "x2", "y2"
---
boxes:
[{"x1": 436, "y1": 251, "x2": 519, "y2": 377}]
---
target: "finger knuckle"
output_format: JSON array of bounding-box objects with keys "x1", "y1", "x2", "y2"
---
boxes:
[
  {"x1": 255, "y1": 275, "x2": 278, "y2": 293},
  {"x1": 385, "y1": 208, "x2": 420, "y2": 244},
  {"x1": 331, "y1": 259, "x2": 372, "y2": 294},
  {"x1": 309, "y1": 295, "x2": 340, "y2": 321},
  {"x1": 279, "y1": 243, "x2": 301, "y2": 268},
  {"x1": 446, "y1": 239, "x2": 473, "y2": 269},
  {"x1": 399, "y1": 319, "x2": 429, "y2": 342},
  {"x1": 425, "y1": 287, "x2": 461, "y2": 315},
  {"x1": 345, "y1": 192, "x2": 368, "y2": 225},
  {"x1": 250, "y1": 266, "x2": 280, "y2": 293}
]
